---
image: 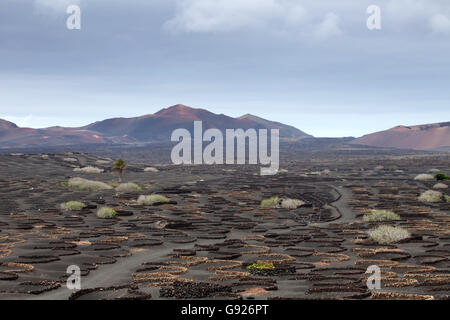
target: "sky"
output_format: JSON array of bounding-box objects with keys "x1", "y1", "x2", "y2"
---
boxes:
[{"x1": 0, "y1": 0, "x2": 449, "y2": 137}]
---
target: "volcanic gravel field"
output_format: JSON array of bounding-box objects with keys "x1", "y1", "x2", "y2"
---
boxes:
[{"x1": 0, "y1": 152, "x2": 448, "y2": 300}]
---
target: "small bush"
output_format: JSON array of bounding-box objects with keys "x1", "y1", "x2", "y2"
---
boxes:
[
  {"x1": 435, "y1": 173, "x2": 450, "y2": 181},
  {"x1": 144, "y1": 167, "x2": 159, "y2": 172},
  {"x1": 260, "y1": 196, "x2": 280, "y2": 208},
  {"x1": 73, "y1": 166, "x2": 104, "y2": 174},
  {"x1": 116, "y1": 182, "x2": 142, "y2": 193},
  {"x1": 60, "y1": 201, "x2": 86, "y2": 211},
  {"x1": 63, "y1": 157, "x2": 78, "y2": 162},
  {"x1": 137, "y1": 194, "x2": 171, "y2": 206},
  {"x1": 281, "y1": 198, "x2": 305, "y2": 209},
  {"x1": 363, "y1": 210, "x2": 401, "y2": 222},
  {"x1": 414, "y1": 174, "x2": 434, "y2": 181},
  {"x1": 428, "y1": 169, "x2": 440, "y2": 173},
  {"x1": 433, "y1": 183, "x2": 448, "y2": 189},
  {"x1": 368, "y1": 225, "x2": 410, "y2": 244},
  {"x1": 68, "y1": 177, "x2": 112, "y2": 191},
  {"x1": 418, "y1": 190, "x2": 444, "y2": 203},
  {"x1": 246, "y1": 261, "x2": 275, "y2": 271},
  {"x1": 97, "y1": 207, "x2": 117, "y2": 219}
]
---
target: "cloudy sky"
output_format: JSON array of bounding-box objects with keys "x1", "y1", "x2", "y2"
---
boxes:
[{"x1": 0, "y1": 0, "x2": 449, "y2": 137}]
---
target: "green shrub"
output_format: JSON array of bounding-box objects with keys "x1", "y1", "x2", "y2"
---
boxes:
[
  {"x1": 97, "y1": 207, "x2": 117, "y2": 219},
  {"x1": 246, "y1": 261, "x2": 275, "y2": 271},
  {"x1": 368, "y1": 225, "x2": 410, "y2": 244},
  {"x1": 435, "y1": 173, "x2": 450, "y2": 181},
  {"x1": 363, "y1": 210, "x2": 401, "y2": 222},
  {"x1": 137, "y1": 194, "x2": 171, "y2": 206},
  {"x1": 116, "y1": 182, "x2": 142, "y2": 193},
  {"x1": 60, "y1": 201, "x2": 86, "y2": 211},
  {"x1": 68, "y1": 177, "x2": 112, "y2": 191},
  {"x1": 260, "y1": 196, "x2": 280, "y2": 208}
]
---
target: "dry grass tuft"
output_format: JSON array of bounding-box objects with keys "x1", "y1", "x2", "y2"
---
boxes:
[
  {"x1": 116, "y1": 182, "x2": 142, "y2": 193},
  {"x1": 137, "y1": 194, "x2": 171, "y2": 205},
  {"x1": 73, "y1": 166, "x2": 104, "y2": 174},
  {"x1": 363, "y1": 210, "x2": 400, "y2": 222},
  {"x1": 281, "y1": 198, "x2": 305, "y2": 209},
  {"x1": 368, "y1": 225, "x2": 410, "y2": 244},
  {"x1": 418, "y1": 190, "x2": 443, "y2": 203},
  {"x1": 60, "y1": 201, "x2": 86, "y2": 211},
  {"x1": 68, "y1": 177, "x2": 112, "y2": 191},
  {"x1": 414, "y1": 174, "x2": 434, "y2": 181},
  {"x1": 97, "y1": 207, "x2": 117, "y2": 219}
]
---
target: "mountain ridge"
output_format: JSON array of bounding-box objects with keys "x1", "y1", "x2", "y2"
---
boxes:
[{"x1": 0, "y1": 104, "x2": 311, "y2": 148}]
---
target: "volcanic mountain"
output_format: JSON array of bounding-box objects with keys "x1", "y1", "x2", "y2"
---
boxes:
[
  {"x1": 352, "y1": 122, "x2": 450, "y2": 150},
  {"x1": 0, "y1": 104, "x2": 311, "y2": 148}
]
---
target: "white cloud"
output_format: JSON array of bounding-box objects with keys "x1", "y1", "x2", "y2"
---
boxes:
[
  {"x1": 33, "y1": 0, "x2": 80, "y2": 14},
  {"x1": 164, "y1": 0, "x2": 348, "y2": 40},
  {"x1": 386, "y1": 0, "x2": 450, "y2": 35},
  {"x1": 314, "y1": 13, "x2": 342, "y2": 40},
  {"x1": 430, "y1": 14, "x2": 450, "y2": 34},
  {"x1": 164, "y1": 0, "x2": 308, "y2": 33}
]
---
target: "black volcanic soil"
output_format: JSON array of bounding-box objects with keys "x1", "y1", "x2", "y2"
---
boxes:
[{"x1": 0, "y1": 151, "x2": 448, "y2": 300}]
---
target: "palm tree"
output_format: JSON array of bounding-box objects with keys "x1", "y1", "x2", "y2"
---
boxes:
[{"x1": 112, "y1": 158, "x2": 127, "y2": 183}]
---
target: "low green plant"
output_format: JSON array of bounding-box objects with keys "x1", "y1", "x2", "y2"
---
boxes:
[
  {"x1": 368, "y1": 225, "x2": 410, "y2": 244},
  {"x1": 435, "y1": 173, "x2": 450, "y2": 181},
  {"x1": 363, "y1": 210, "x2": 401, "y2": 222},
  {"x1": 60, "y1": 201, "x2": 86, "y2": 211},
  {"x1": 97, "y1": 207, "x2": 117, "y2": 219},
  {"x1": 137, "y1": 194, "x2": 171, "y2": 206},
  {"x1": 260, "y1": 196, "x2": 280, "y2": 208},
  {"x1": 246, "y1": 261, "x2": 275, "y2": 271}
]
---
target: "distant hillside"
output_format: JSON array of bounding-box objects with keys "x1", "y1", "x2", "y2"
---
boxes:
[
  {"x1": 352, "y1": 122, "x2": 450, "y2": 150},
  {"x1": 0, "y1": 104, "x2": 312, "y2": 148}
]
